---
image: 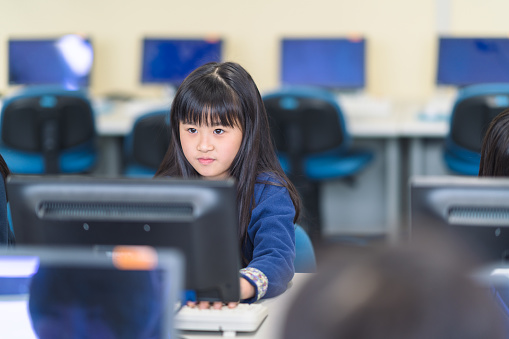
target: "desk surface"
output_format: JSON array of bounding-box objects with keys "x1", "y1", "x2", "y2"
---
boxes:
[
  {"x1": 94, "y1": 98, "x2": 171, "y2": 136},
  {"x1": 179, "y1": 273, "x2": 313, "y2": 339}
]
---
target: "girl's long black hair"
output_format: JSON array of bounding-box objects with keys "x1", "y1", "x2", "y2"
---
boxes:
[
  {"x1": 0, "y1": 154, "x2": 10, "y2": 201},
  {"x1": 156, "y1": 62, "x2": 301, "y2": 251},
  {"x1": 479, "y1": 108, "x2": 509, "y2": 177}
]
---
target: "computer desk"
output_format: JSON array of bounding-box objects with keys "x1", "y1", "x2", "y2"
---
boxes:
[{"x1": 179, "y1": 273, "x2": 313, "y2": 339}]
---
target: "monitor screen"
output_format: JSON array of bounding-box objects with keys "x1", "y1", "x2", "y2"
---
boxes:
[
  {"x1": 9, "y1": 36, "x2": 93, "y2": 89},
  {"x1": 0, "y1": 246, "x2": 183, "y2": 339},
  {"x1": 7, "y1": 175, "x2": 240, "y2": 302},
  {"x1": 410, "y1": 176, "x2": 509, "y2": 265},
  {"x1": 436, "y1": 37, "x2": 509, "y2": 86},
  {"x1": 281, "y1": 38, "x2": 366, "y2": 89},
  {"x1": 141, "y1": 38, "x2": 222, "y2": 85}
]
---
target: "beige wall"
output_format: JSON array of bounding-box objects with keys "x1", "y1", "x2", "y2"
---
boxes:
[{"x1": 0, "y1": 0, "x2": 507, "y2": 100}]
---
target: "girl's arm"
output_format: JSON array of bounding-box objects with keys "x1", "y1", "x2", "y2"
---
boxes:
[{"x1": 240, "y1": 181, "x2": 296, "y2": 303}]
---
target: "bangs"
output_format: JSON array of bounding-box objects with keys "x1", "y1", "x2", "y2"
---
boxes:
[{"x1": 174, "y1": 83, "x2": 243, "y2": 129}]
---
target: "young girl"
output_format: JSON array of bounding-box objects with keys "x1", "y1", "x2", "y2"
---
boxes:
[
  {"x1": 479, "y1": 108, "x2": 509, "y2": 177},
  {"x1": 155, "y1": 62, "x2": 301, "y2": 304}
]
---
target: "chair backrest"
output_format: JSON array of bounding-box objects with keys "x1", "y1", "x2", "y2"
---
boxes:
[
  {"x1": 263, "y1": 87, "x2": 350, "y2": 178},
  {"x1": 294, "y1": 224, "x2": 316, "y2": 273},
  {"x1": 447, "y1": 84, "x2": 509, "y2": 154},
  {"x1": 124, "y1": 110, "x2": 170, "y2": 177},
  {"x1": 0, "y1": 87, "x2": 96, "y2": 174}
]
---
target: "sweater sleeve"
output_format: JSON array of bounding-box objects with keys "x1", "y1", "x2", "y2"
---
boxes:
[{"x1": 240, "y1": 182, "x2": 296, "y2": 303}]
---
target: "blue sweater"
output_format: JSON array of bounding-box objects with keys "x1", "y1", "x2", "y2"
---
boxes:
[{"x1": 240, "y1": 173, "x2": 296, "y2": 302}]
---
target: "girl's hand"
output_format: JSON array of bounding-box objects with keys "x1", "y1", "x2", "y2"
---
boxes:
[
  {"x1": 186, "y1": 278, "x2": 255, "y2": 309},
  {"x1": 240, "y1": 277, "x2": 255, "y2": 300}
]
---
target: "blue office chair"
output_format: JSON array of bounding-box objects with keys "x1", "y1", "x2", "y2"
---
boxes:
[
  {"x1": 123, "y1": 110, "x2": 170, "y2": 177},
  {"x1": 0, "y1": 86, "x2": 97, "y2": 174},
  {"x1": 294, "y1": 224, "x2": 316, "y2": 273},
  {"x1": 263, "y1": 87, "x2": 374, "y2": 239},
  {"x1": 444, "y1": 83, "x2": 509, "y2": 176}
]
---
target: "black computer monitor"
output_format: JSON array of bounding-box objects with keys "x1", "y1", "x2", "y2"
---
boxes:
[
  {"x1": 436, "y1": 37, "x2": 509, "y2": 86},
  {"x1": 281, "y1": 37, "x2": 366, "y2": 89},
  {"x1": 7, "y1": 175, "x2": 240, "y2": 302},
  {"x1": 8, "y1": 36, "x2": 93, "y2": 88},
  {"x1": 140, "y1": 38, "x2": 222, "y2": 85},
  {"x1": 410, "y1": 176, "x2": 509, "y2": 265}
]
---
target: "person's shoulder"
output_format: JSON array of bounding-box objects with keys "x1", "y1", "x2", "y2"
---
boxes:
[
  {"x1": 255, "y1": 172, "x2": 287, "y2": 187},
  {"x1": 254, "y1": 172, "x2": 290, "y2": 202}
]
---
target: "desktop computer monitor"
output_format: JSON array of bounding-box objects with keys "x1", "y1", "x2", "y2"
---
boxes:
[
  {"x1": 410, "y1": 176, "x2": 509, "y2": 265},
  {"x1": 8, "y1": 35, "x2": 93, "y2": 88},
  {"x1": 281, "y1": 37, "x2": 366, "y2": 89},
  {"x1": 0, "y1": 246, "x2": 183, "y2": 339},
  {"x1": 436, "y1": 37, "x2": 509, "y2": 86},
  {"x1": 7, "y1": 175, "x2": 240, "y2": 302},
  {"x1": 140, "y1": 38, "x2": 223, "y2": 85}
]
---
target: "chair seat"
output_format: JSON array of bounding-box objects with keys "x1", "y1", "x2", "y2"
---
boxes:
[
  {"x1": 279, "y1": 150, "x2": 374, "y2": 181},
  {"x1": 0, "y1": 142, "x2": 96, "y2": 174},
  {"x1": 443, "y1": 150, "x2": 480, "y2": 176}
]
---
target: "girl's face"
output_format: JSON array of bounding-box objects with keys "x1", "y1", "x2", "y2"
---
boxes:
[{"x1": 179, "y1": 121, "x2": 243, "y2": 180}]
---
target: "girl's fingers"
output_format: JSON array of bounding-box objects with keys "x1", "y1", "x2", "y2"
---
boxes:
[
  {"x1": 189, "y1": 300, "x2": 238, "y2": 309},
  {"x1": 198, "y1": 301, "x2": 210, "y2": 309}
]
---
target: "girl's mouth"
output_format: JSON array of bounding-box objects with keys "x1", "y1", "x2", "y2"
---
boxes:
[{"x1": 198, "y1": 158, "x2": 215, "y2": 165}]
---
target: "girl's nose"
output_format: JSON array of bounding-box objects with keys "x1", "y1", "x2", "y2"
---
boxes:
[{"x1": 197, "y1": 135, "x2": 213, "y2": 152}]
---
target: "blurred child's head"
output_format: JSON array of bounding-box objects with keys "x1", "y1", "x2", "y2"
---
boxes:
[
  {"x1": 283, "y1": 235, "x2": 507, "y2": 339},
  {"x1": 479, "y1": 108, "x2": 509, "y2": 176}
]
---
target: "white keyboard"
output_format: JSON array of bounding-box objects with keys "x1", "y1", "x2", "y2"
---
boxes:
[{"x1": 175, "y1": 303, "x2": 268, "y2": 335}]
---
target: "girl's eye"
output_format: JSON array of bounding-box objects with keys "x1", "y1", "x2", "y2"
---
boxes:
[
  {"x1": 213, "y1": 129, "x2": 225, "y2": 135},
  {"x1": 187, "y1": 128, "x2": 197, "y2": 134}
]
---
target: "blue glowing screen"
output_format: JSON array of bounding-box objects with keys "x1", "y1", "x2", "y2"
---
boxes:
[
  {"x1": 437, "y1": 37, "x2": 509, "y2": 86},
  {"x1": 9, "y1": 36, "x2": 93, "y2": 88},
  {"x1": 141, "y1": 38, "x2": 222, "y2": 85},
  {"x1": 281, "y1": 38, "x2": 365, "y2": 89}
]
